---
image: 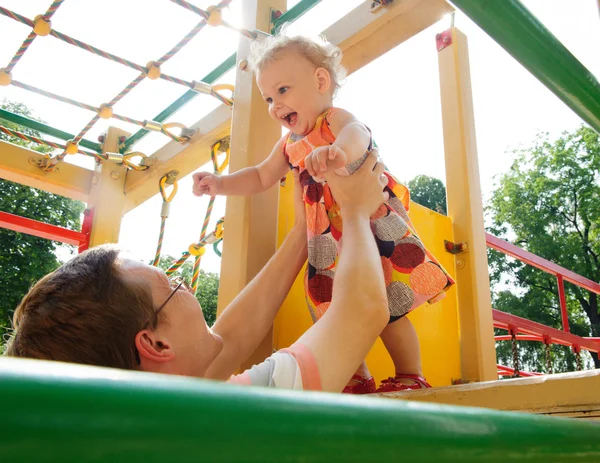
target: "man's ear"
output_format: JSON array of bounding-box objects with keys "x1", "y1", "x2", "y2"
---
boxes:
[
  {"x1": 314, "y1": 67, "x2": 332, "y2": 95},
  {"x1": 135, "y1": 330, "x2": 174, "y2": 364}
]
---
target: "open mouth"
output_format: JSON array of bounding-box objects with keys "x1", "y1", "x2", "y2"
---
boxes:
[{"x1": 281, "y1": 112, "x2": 297, "y2": 126}]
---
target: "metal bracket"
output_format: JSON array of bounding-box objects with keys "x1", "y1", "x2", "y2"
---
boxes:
[
  {"x1": 444, "y1": 240, "x2": 468, "y2": 254},
  {"x1": 436, "y1": 29, "x2": 453, "y2": 52},
  {"x1": 164, "y1": 169, "x2": 179, "y2": 185}
]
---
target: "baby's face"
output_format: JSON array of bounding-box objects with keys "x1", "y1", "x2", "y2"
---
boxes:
[{"x1": 257, "y1": 50, "x2": 332, "y2": 136}]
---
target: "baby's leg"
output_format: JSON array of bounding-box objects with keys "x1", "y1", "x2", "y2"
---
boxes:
[{"x1": 380, "y1": 316, "x2": 423, "y2": 384}]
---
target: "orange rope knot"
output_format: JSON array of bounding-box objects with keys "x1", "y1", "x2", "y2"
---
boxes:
[
  {"x1": 64, "y1": 140, "x2": 79, "y2": 155},
  {"x1": 98, "y1": 104, "x2": 113, "y2": 119},
  {"x1": 206, "y1": 5, "x2": 222, "y2": 26},
  {"x1": 146, "y1": 61, "x2": 161, "y2": 80},
  {"x1": 188, "y1": 243, "x2": 206, "y2": 257},
  {"x1": 0, "y1": 68, "x2": 12, "y2": 86},
  {"x1": 33, "y1": 14, "x2": 51, "y2": 36}
]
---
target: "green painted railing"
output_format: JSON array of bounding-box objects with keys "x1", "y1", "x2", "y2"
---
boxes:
[
  {"x1": 2, "y1": 357, "x2": 600, "y2": 462},
  {"x1": 451, "y1": 0, "x2": 600, "y2": 133},
  {"x1": 123, "y1": 0, "x2": 322, "y2": 151},
  {"x1": 0, "y1": 108, "x2": 102, "y2": 152}
]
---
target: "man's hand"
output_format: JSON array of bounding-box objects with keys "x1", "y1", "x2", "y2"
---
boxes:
[
  {"x1": 324, "y1": 150, "x2": 388, "y2": 218},
  {"x1": 305, "y1": 145, "x2": 348, "y2": 181},
  {"x1": 192, "y1": 172, "x2": 222, "y2": 197}
]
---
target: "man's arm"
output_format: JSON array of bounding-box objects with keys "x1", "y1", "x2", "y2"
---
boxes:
[
  {"x1": 206, "y1": 175, "x2": 307, "y2": 379},
  {"x1": 297, "y1": 153, "x2": 389, "y2": 392}
]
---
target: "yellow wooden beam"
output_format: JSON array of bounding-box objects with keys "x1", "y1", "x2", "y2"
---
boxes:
[
  {"x1": 438, "y1": 27, "x2": 497, "y2": 382},
  {"x1": 123, "y1": 105, "x2": 231, "y2": 213},
  {"x1": 323, "y1": 0, "x2": 454, "y2": 75},
  {"x1": 87, "y1": 127, "x2": 130, "y2": 246},
  {"x1": 0, "y1": 140, "x2": 93, "y2": 202},
  {"x1": 217, "y1": 0, "x2": 286, "y2": 370},
  {"x1": 380, "y1": 370, "x2": 600, "y2": 420}
]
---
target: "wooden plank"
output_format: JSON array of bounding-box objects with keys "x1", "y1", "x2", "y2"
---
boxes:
[
  {"x1": 324, "y1": 0, "x2": 454, "y2": 74},
  {"x1": 0, "y1": 140, "x2": 93, "y2": 202},
  {"x1": 437, "y1": 27, "x2": 497, "y2": 382}
]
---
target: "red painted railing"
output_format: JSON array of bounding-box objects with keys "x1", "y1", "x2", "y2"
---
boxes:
[
  {"x1": 486, "y1": 233, "x2": 600, "y2": 373},
  {"x1": 0, "y1": 208, "x2": 93, "y2": 253}
]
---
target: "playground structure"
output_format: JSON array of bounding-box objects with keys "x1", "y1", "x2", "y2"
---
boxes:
[{"x1": 2, "y1": 0, "x2": 600, "y2": 459}]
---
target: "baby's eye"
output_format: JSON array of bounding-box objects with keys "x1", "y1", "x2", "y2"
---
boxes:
[
  {"x1": 265, "y1": 97, "x2": 273, "y2": 104},
  {"x1": 278, "y1": 87, "x2": 288, "y2": 94}
]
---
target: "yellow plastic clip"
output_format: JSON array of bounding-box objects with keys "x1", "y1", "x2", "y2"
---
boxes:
[
  {"x1": 211, "y1": 139, "x2": 230, "y2": 174},
  {"x1": 122, "y1": 151, "x2": 149, "y2": 171},
  {"x1": 146, "y1": 61, "x2": 161, "y2": 80},
  {"x1": 206, "y1": 6, "x2": 222, "y2": 27},
  {"x1": 33, "y1": 15, "x2": 51, "y2": 36},
  {"x1": 98, "y1": 104, "x2": 113, "y2": 119},
  {"x1": 64, "y1": 140, "x2": 79, "y2": 155},
  {"x1": 0, "y1": 69, "x2": 12, "y2": 86},
  {"x1": 159, "y1": 170, "x2": 179, "y2": 203},
  {"x1": 188, "y1": 244, "x2": 206, "y2": 257},
  {"x1": 211, "y1": 83, "x2": 235, "y2": 106},
  {"x1": 214, "y1": 221, "x2": 224, "y2": 240},
  {"x1": 162, "y1": 122, "x2": 193, "y2": 142}
]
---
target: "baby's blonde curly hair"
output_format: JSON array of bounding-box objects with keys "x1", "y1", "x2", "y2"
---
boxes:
[{"x1": 248, "y1": 33, "x2": 347, "y2": 96}]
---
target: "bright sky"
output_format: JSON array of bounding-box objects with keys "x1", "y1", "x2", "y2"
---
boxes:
[{"x1": 1, "y1": 0, "x2": 599, "y2": 274}]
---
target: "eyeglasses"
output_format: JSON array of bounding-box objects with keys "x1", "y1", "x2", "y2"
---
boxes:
[{"x1": 155, "y1": 276, "x2": 192, "y2": 315}]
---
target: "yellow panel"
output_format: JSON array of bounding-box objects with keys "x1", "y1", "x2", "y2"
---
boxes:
[{"x1": 274, "y1": 175, "x2": 461, "y2": 387}]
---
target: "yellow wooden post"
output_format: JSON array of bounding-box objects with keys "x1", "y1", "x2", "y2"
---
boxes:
[
  {"x1": 437, "y1": 27, "x2": 497, "y2": 382},
  {"x1": 217, "y1": 0, "x2": 285, "y2": 369},
  {"x1": 87, "y1": 127, "x2": 129, "y2": 247}
]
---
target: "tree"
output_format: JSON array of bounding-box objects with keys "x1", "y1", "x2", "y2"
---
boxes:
[
  {"x1": 487, "y1": 126, "x2": 600, "y2": 372},
  {"x1": 0, "y1": 99, "x2": 85, "y2": 340},
  {"x1": 156, "y1": 256, "x2": 219, "y2": 326},
  {"x1": 407, "y1": 175, "x2": 447, "y2": 215}
]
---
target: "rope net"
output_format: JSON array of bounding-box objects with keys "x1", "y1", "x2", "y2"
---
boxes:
[{"x1": 0, "y1": 0, "x2": 252, "y2": 170}]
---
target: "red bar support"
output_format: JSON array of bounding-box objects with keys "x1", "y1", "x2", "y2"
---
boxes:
[
  {"x1": 0, "y1": 210, "x2": 90, "y2": 251},
  {"x1": 486, "y1": 233, "x2": 600, "y2": 295},
  {"x1": 493, "y1": 309, "x2": 600, "y2": 353},
  {"x1": 557, "y1": 274, "x2": 570, "y2": 333},
  {"x1": 78, "y1": 208, "x2": 93, "y2": 253}
]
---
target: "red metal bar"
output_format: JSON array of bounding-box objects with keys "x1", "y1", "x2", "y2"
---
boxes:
[
  {"x1": 486, "y1": 233, "x2": 600, "y2": 295},
  {"x1": 78, "y1": 208, "x2": 93, "y2": 253},
  {"x1": 0, "y1": 210, "x2": 87, "y2": 248},
  {"x1": 497, "y1": 365, "x2": 542, "y2": 377},
  {"x1": 493, "y1": 309, "x2": 600, "y2": 353},
  {"x1": 556, "y1": 274, "x2": 570, "y2": 332},
  {"x1": 495, "y1": 335, "x2": 543, "y2": 342}
]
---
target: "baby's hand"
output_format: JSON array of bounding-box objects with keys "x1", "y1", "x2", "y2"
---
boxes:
[
  {"x1": 305, "y1": 145, "x2": 348, "y2": 181},
  {"x1": 192, "y1": 172, "x2": 221, "y2": 197}
]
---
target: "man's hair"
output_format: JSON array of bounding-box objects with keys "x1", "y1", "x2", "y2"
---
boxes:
[
  {"x1": 248, "y1": 32, "x2": 347, "y2": 96},
  {"x1": 4, "y1": 245, "x2": 155, "y2": 370}
]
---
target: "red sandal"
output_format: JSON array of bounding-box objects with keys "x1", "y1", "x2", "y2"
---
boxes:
[
  {"x1": 376, "y1": 373, "x2": 432, "y2": 393},
  {"x1": 342, "y1": 374, "x2": 377, "y2": 394}
]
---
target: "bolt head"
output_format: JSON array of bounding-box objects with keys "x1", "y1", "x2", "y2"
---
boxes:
[{"x1": 238, "y1": 59, "x2": 248, "y2": 71}]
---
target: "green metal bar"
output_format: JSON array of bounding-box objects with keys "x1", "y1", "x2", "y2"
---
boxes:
[
  {"x1": 0, "y1": 108, "x2": 102, "y2": 152},
  {"x1": 450, "y1": 0, "x2": 600, "y2": 133},
  {"x1": 2, "y1": 359, "x2": 600, "y2": 462},
  {"x1": 123, "y1": 0, "x2": 323, "y2": 151},
  {"x1": 272, "y1": 0, "x2": 322, "y2": 33}
]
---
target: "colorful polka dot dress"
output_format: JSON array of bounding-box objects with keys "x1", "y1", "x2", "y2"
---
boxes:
[{"x1": 283, "y1": 108, "x2": 455, "y2": 323}]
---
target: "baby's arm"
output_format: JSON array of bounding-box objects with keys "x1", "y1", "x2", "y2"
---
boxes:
[
  {"x1": 304, "y1": 109, "x2": 371, "y2": 179},
  {"x1": 193, "y1": 138, "x2": 289, "y2": 197}
]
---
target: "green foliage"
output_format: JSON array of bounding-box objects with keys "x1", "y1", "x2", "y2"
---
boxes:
[
  {"x1": 487, "y1": 126, "x2": 600, "y2": 372},
  {"x1": 0, "y1": 100, "x2": 85, "y2": 339},
  {"x1": 407, "y1": 175, "x2": 447, "y2": 215},
  {"x1": 156, "y1": 256, "x2": 220, "y2": 326}
]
